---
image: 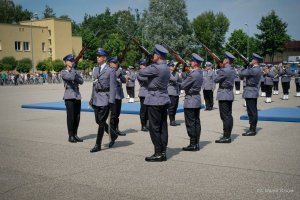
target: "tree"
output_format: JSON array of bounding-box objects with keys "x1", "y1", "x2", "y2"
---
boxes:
[
  {"x1": 226, "y1": 29, "x2": 248, "y2": 64},
  {"x1": 104, "y1": 33, "x2": 125, "y2": 58},
  {"x1": 0, "y1": 0, "x2": 32, "y2": 23},
  {"x1": 192, "y1": 11, "x2": 229, "y2": 61},
  {"x1": 36, "y1": 59, "x2": 53, "y2": 72},
  {"x1": 142, "y1": 0, "x2": 193, "y2": 53},
  {"x1": 16, "y1": 58, "x2": 32, "y2": 73},
  {"x1": 1, "y1": 56, "x2": 17, "y2": 71},
  {"x1": 77, "y1": 60, "x2": 94, "y2": 73},
  {"x1": 255, "y1": 10, "x2": 290, "y2": 62},
  {"x1": 52, "y1": 59, "x2": 64, "y2": 72},
  {"x1": 43, "y1": 5, "x2": 56, "y2": 18}
]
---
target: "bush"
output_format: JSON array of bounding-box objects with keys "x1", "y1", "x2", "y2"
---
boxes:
[
  {"x1": 16, "y1": 58, "x2": 32, "y2": 73},
  {"x1": 1, "y1": 56, "x2": 17, "y2": 71},
  {"x1": 52, "y1": 59, "x2": 64, "y2": 72}
]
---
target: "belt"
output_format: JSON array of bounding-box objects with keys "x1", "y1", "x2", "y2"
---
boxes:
[
  {"x1": 186, "y1": 91, "x2": 200, "y2": 95},
  {"x1": 96, "y1": 88, "x2": 109, "y2": 92},
  {"x1": 219, "y1": 86, "x2": 233, "y2": 89}
]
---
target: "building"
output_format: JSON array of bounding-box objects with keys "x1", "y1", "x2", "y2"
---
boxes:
[
  {"x1": 0, "y1": 18, "x2": 82, "y2": 72},
  {"x1": 264, "y1": 41, "x2": 300, "y2": 64}
]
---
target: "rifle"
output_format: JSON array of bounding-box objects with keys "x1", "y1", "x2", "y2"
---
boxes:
[
  {"x1": 197, "y1": 40, "x2": 223, "y2": 68},
  {"x1": 73, "y1": 30, "x2": 101, "y2": 63},
  {"x1": 173, "y1": 49, "x2": 191, "y2": 72},
  {"x1": 227, "y1": 44, "x2": 249, "y2": 67},
  {"x1": 131, "y1": 37, "x2": 152, "y2": 64},
  {"x1": 162, "y1": 42, "x2": 190, "y2": 73}
]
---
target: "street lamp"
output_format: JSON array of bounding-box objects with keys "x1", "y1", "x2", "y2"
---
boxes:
[
  {"x1": 245, "y1": 23, "x2": 250, "y2": 59},
  {"x1": 31, "y1": 13, "x2": 38, "y2": 74}
]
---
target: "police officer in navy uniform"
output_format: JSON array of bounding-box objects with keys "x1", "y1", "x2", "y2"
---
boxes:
[
  {"x1": 234, "y1": 66, "x2": 242, "y2": 95},
  {"x1": 137, "y1": 59, "x2": 149, "y2": 132},
  {"x1": 202, "y1": 61, "x2": 216, "y2": 111},
  {"x1": 280, "y1": 64, "x2": 293, "y2": 100},
  {"x1": 90, "y1": 48, "x2": 118, "y2": 153},
  {"x1": 106, "y1": 57, "x2": 126, "y2": 136},
  {"x1": 126, "y1": 66, "x2": 137, "y2": 103},
  {"x1": 61, "y1": 54, "x2": 84, "y2": 143},
  {"x1": 264, "y1": 64, "x2": 275, "y2": 103},
  {"x1": 214, "y1": 52, "x2": 236, "y2": 143},
  {"x1": 139, "y1": 44, "x2": 170, "y2": 162},
  {"x1": 181, "y1": 53, "x2": 204, "y2": 151},
  {"x1": 240, "y1": 53, "x2": 262, "y2": 136},
  {"x1": 167, "y1": 60, "x2": 180, "y2": 126}
]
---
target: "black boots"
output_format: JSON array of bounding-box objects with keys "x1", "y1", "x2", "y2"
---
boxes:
[
  {"x1": 141, "y1": 123, "x2": 149, "y2": 132},
  {"x1": 74, "y1": 130, "x2": 83, "y2": 142},
  {"x1": 182, "y1": 138, "x2": 200, "y2": 151},
  {"x1": 108, "y1": 133, "x2": 118, "y2": 148},
  {"x1": 145, "y1": 146, "x2": 166, "y2": 162},
  {"x1": 242, "y1": 125, "x2": 257, "y2": 136},
  {"x1": 68, "y1": 135, "x2": 77, "y2": 143},
  {"x1": 215, "y1": 137, "x2": 231, "y2": 143},
  {"x1": 116, "y1": 126, "x2": 126, "y2": 136},
  {"x1": 90, "y1": 126, "x2": 104, "y2": 153},
  {"x1": 169, "y1": 115, "x2": 178, "y2": 126}
]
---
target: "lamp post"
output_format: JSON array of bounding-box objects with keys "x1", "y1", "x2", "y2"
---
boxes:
[
  {"x1": 31, "y1": 13, "x2": 38, "y2": 74},
  {"x1": 245, "y1": 23, "x2": 250, "y2": 59}
]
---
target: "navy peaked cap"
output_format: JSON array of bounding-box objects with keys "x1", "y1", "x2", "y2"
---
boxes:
[
  {"x1": 138, "y1": 59, "x2": 147, "y2": 65},
  {"x1": 168, "y1": 60, "x2": 175, "y2": 67},
  {"x1": 252, "y1": 53, "x2": 263, "y2": 62},
  {"x1": 96, "y1": 48, "x2": 109, "y2": 57},
  {"x1": 128, "y1": 66, "x2": 134, "y2": 69},
  {"x1": 63, "y1": 54, "x2": 75, "y2": 62},
  {"x1": 154, "y1": 44, "x2": 168, "y2": 57},
  {"x1": 224, "y1": 51, "x2": 236, "y2": 61},
  {"x1": 205, "y1": 61, "x2": 212, "y2": 67},
  {"x1": 191, "y1": 53, "x2": 204, "y2": 64},
  {"x1": 108, "y1": 57, "x2": 118, "y2": 63}
]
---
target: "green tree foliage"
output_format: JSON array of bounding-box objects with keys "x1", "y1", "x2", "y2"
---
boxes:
[
  {"x1": 1, "y1": 56, "x2": 17, "y2": 71},
  {"x1": 192, "y1": 11, "x2": 230, "y2": 61},
  {"x1": 0, "y1": 0, "x2": 32, "y2": 23},
  {"x1": 43, "y1": 5, "x2": 56, "y2": 18},
  {"x1": 104, "y1": 33, "x2": 125, "y2": 58},
  {"x1": 52, "y1": 59, "x2": 64, "y2": 72},
  {"x1": 142, "y1": 0, "x2": 192, "y2": 52},
  {"x1": 36, "y1": 59, "x2": 53, "y2": 72},
  {"x1": 226, "y1": 29, "x2": 248, "y2": 65},
  {"x1": 16, "y1": 58, "x2": 32, "y2": 73},
  {"x1": 77, "y1": 60, "x2": 94, "y2": 72},
  {"x1": 255, "y1": 10, "x2": 290, "y2": 62}
]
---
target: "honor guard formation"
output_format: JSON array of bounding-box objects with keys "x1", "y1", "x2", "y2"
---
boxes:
[{"x1": 61, "y1": 40, "x2": 300, "y2": 162}]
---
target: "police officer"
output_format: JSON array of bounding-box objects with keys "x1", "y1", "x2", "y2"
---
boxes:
[
  {"x1": 202, "y1": 61, "x2": 215, "y2": 111},
  {"x1": 240, "y1": 53, "x2": 262, "y2": 136},
  {"x1": 264, "y1": 64, "x2": 275, "y2": 103},
  {"x1": 214, "y1": 52, "x2": 236, "y2": 143},
  {"x1": 234, "y1": 65, "x2": 241, "y2": 95},
  {"x1": 126, "y1": 66, "x2": 137, "y2": 103},
  {"x1": 167, "y1": 60, "x2": 180, "y2": 126},
  {"x1": 106, "y1": 57, "x2": 126, "y2": 136},
  {"x1": 295, "y1": 65, "x2": 300, "y2": 97},
  {"x1": 90, "y1": 48, "x2": 118, "y2": 153},
  {"x1": 61, "y1": 54, "x2": 84, "y2": 143},
  {"x1": 260, "y1": 64, "x2": 266, "y2": 97},
  {"x1": 272, "y1": 65, "x2": 280, "y2": 95},
  {"x1": 181, "y1": 53, "x2": 204, "y2": 151},
  {"x1": 137, "y1": 59, "x2": 149, "y2": 132},
  {"x1": 138, "y1": 44, "x2": 170, "y2": 162},
  {"x1": 280, "y1": 64, "x2": 293, "y2": 100}
]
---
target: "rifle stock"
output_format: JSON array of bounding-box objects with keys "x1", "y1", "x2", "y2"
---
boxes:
[
  {"x1": 131, "y1": 37, "x2": 152, "y2": 64},
  {"x1": 227, "y1": 44, "x2": 249, "y2": 66},
  {"x1": 197, "y1": 40, "x2": 223, "y2": 67}
]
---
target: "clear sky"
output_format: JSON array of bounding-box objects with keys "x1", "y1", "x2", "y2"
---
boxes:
[{"x1": 13, "y1": 0, "x2": 300, "y2": 40}]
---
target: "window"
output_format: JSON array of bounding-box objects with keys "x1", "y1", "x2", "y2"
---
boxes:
[
  {"x1": 23, "y1": 42, "x2": 30, "y2": 51},
  {"x1": 15, "y1": 41, "x2": 22, "y2": 51},
  {"x1": 48, "y1": 30, "x2": 51, "y2": 37},
  {"x1": 0, "y1": 40, "x2": 2, "y2": 51},
  {"x1": 42, "y1": 42, "x2": 46, "y2": 52},
  {"x1": 48, "y1": 39, "x2": 51, "y2": 45}
]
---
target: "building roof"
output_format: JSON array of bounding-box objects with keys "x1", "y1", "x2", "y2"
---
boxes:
[{"x1": 285, "y1": 41, "x2": 300, "y2": 49}]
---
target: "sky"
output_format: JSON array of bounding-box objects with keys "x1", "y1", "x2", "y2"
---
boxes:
[{"x1": 13, "y1": 0, "x2": 300, "y2": 40}]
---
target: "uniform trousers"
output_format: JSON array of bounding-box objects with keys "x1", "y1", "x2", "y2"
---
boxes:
[
  {"x1": 218, "y1": 100, "x2": 233, "y2": 137},
  {"x1": 260, "y1": 81, "x2": 266, "y2": 92},
  {"x1": 245, "y1": 98, "x2": 258, "y2": 127},
  {"x1": 110, "y1": 99, "x2": 122, "y2": 131},
  {"x1": 203, "y1": 90, "x2": 214, "y2": 109},
  {"x1": 273, "y1": 81, "x2": 279, "y2": 91},
  {"x1": 168, "y1": 95, "x2": 179, "y2": 118},
  {"x1": 281, "y1": 82, "x2": 290, "y2": 95},
  {"x1": 296, "y1": 82, "x2": 300, "y2": 92},
  {"x1": 265, "y1": 85, "x2": 273, "y2": 97},
  {"x1": 94, "y1": 105, "x2": 110, "y2": 144},
  {"x1": 235, "y1": 81, "x2": 241, "y2": 91},
  {"x1": 126, "y1": 86, "x2": 135, "y2": 98},
  {"x1": 139, "y1": 97, "x2": 148, "y2": 126},
  {"x1": 148, "y1": 105, "x2": 169, "y2": 149},
  {"x1": 184, "y1": 108, "x2": 201, "y2": 140},
  {"x1": 65, "y1": 99, "x2": 81, "y2": 136}
]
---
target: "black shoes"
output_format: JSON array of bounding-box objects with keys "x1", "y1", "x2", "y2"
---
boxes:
[
  {"x1": 116, "y1": 130, "x2": 126, "y2": 136},
  {"x1": 215, "y1": 137, "x2": 231, "y2": 143},
  {"x1": 182, "y1": 144, "x2": 200, "y2": 151},
  {"x1": 108, "y1": 133, "x2": 118, "y2": 148},
  {"x1": 145, "y1": 153, "x2": 164, "y2": 162},
  {"x1": 68, "y1": 136, "x2": 77, "y2": 143},
  {"x1": 74, "y1": 135, "x2": 83, "y2": 142},
  {"x1": 170, "y1": 121, "x2": 179, "y2": 126},
  {"x1": 90, "y1": 144, "x2": 101, "y2": 153},
  {"x1": 141, "y1": 126, "x2": 149, "y2": 132},
  {"x1": 242, "y1": 130, "x2": 257, "y2": 136}
]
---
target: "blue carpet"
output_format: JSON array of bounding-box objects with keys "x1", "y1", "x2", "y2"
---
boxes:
[
  {"x1": 240, "y1": 107, "x2": 300, "y2": 123},
  {"x1": 21, "y1": 101, "x2": 202, "y2": 115}
]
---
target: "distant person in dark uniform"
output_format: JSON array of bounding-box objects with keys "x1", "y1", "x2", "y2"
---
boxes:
[
  {"x1": 61, "y1": 54, "x2": 84, "y2": 143},
  {"x1": 214, "y1": 52, "x2": 236, "y2": 143},
  {"x1": 272, "y1": 65, "x2": 280, "y2": 95},
  {"x1": 202, "y1": 61, "x2": 215, "y2": 111},
  {"x1": 126, "y1": 66, "x2": 136, "y2": 103},
  {"x1": 181, "y1": 53, "x2": 204, "y2": 151},
  {"x1": 295, "y1": 65, "x2": 300, "y2": 97},
  {"x1": 139, "y1": 44, "x2": 170, "y2": 162},
  {"x1": 106, "y1": 57, "x2": 126, "y2": 136},
  {"x1": 90, "y1": 48, "x2": 118, "y2": 153},
  {"x1": 263, "y1": 64, "x2": 275, "y2": 103},
  {"x1": 280, "y1": 64, "x2": 293, "y2": 100},
  {"x1": 234, "y1": 66, "x2": 241, "y2": 95},
  {"x1": 240, "y1": 53, "x2": 262, "y2": 136},
  {"x1": 137, "y1": 59, "x2": 149, "y2": 132},
  {"x1": 260, "y1": 64, "x2": 266, "y2": 97},
  {"x1": 167, "y1": 60, "x2": 180, "y2": 126}
]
